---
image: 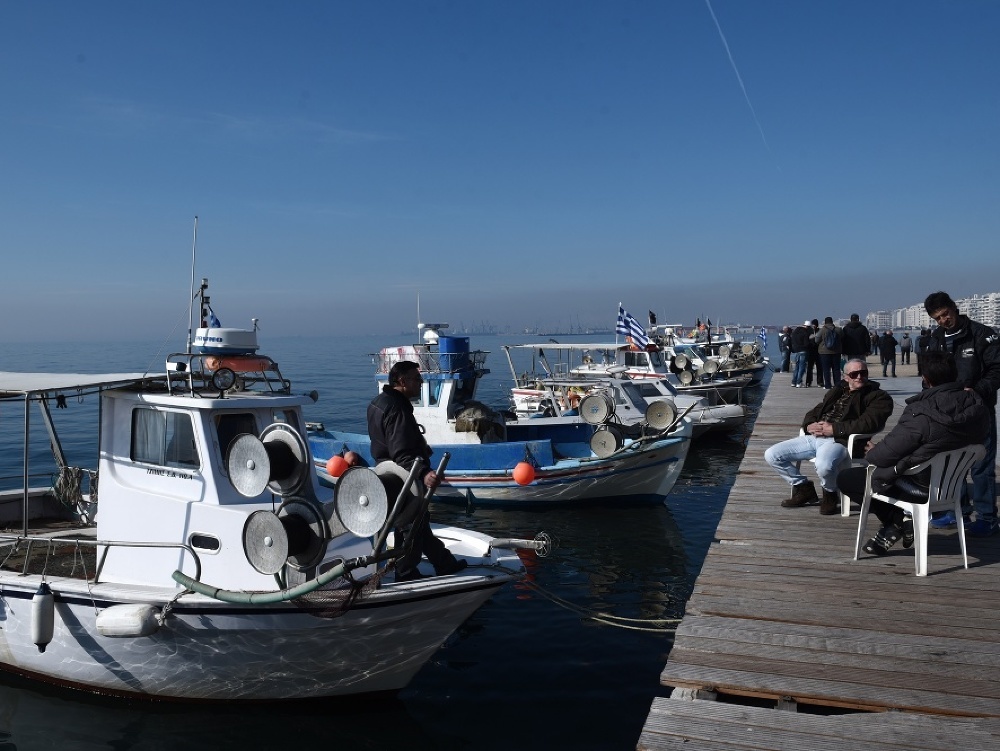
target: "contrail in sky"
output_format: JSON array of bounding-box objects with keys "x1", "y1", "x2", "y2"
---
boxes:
[{"x1": 704, "y1": 0, "x2": 772, "y2": 156}]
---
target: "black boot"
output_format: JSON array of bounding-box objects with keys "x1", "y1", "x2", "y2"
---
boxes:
[
  {"x1": 819, "y1": 489, "x2": 840, "y2": 516},
  {"x1": 782, "y1": 480, "x2": 818, "y2": 508}
]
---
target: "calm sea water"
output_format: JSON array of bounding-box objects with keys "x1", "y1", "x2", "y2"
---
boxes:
[{"x1": 0, "y1": 333, "x2": 770, "y2": 750}]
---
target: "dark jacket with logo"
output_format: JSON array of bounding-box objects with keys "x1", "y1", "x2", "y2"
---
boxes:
[
  {"x1": 865, "y1": 382, "x2": 989, "y2": 494},
  {"x1": 801, "y1": 380, "x2": 894, "y2": 446},
  {"x1": 926, "y1": 315, "x2": 1000, "y2": 407}
]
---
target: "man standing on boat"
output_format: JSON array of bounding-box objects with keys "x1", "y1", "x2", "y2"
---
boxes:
[
  {"x1": 923, "y1": 291, "x2": 1000, "y2": 537},
  {"x1": 764, "y1": 358, "x2": 893, "y2": 515},
  {"x1": 368, "y1": 360, "x2": 468, "y2": 580}
]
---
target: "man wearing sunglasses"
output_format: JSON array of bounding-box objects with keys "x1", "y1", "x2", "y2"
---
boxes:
[
  {"x1": 765, "y1": 358, "x2": 893, "y2": 515},
  {"x1": 923, "y1": 291, "x2": 1000, "y2": 537}
]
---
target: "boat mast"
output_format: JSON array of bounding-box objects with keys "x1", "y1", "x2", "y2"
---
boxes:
[{"x1": 185, "y1": 216, "x2": 199, "y2": 354}]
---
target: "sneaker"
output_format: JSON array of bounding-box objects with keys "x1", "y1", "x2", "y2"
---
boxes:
[
  {"x1": 902, "y1": 519, "x2": 914, "y2": 549},
  {"x1": 930, "y1": 510, "x2": 957, "y2": 529},
  {"x1": 434, "y1": 558, "x2": 468, "y2": 576},
  {"x1": 966, "y1": 519, "x2": 999, "y2": 537}
]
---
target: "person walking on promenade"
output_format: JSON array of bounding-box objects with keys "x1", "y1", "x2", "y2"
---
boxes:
[
  {"x1": 924, "y1": 291, "x2": 1000, "y2": 537},
  {"x1": 916, "y1": 328, "x2": 933, "y2": 376},
  {"x1": 899, "y1": 332, "x2": 913, "y2": 364},
  {"x1": 764, "y1": 358, "x2": 893, "y2": 515},
  {"x1": 814, "y1": 316, "x2": 843, "y2": 389},
  {"x1": 837, "y1": 351, "x2": 989, "y2": 555},
  {"x1": 368, "y1": 360, "x2": 467, "y2": 580},
  {"x1": 790, "y1": 320, "x2": 813, "y2": 387},
  {"x1": 805, "y1": 318, "x2": 821, "y2": 387},
  {"x1": 778, "y1": 326, "x2": 792, "y2": 373},
  {"x1": 879, "y1": 330, "x2": 899, "y2": 377},
  {"x1": 871, "y1": 331, "x2": 880, "y2": 357},
  {"x1": 841, "y1": 314, "x2": 872, "y2": 363}
]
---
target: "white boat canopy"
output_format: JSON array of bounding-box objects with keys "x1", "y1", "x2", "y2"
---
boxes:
[{"x1": 0, "y1": 372, "x2": 155, "y2": 396}]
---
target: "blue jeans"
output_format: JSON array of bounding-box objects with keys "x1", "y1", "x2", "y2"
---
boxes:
[
  {"x1": 764, "y1": 433, "x2": 850, "y2": 493},
  {"x1": 792, "y1": 351, "x2": 807, "y2": 386},
  {"x1": 881, "y1": 356, "x2": 896, "y2": 376},
  {"x1": 819, "y1": 353, "x2": 841, "y2": 388},
  {"x1": 966, "y1": 415, "x2": 998, "y2": 521}
]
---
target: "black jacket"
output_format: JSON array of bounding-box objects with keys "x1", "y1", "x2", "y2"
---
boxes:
[
  {"x1": 879, "y1": 333, "x2": 898, "y2": 358},
  {"x1": 790, "y1": 325, "x2": 812, "y2": 353},
  {"x1": 926, "y1": 315, "x2": 1000, "y2": 407},
  {"x1": 801, "y1": 380, "x2": 894, "y2": 446},
  {"x1": 841, "y1": 320, "x2": 871, "y2": 358},
  {"x1": 865, "y1": 382, "x2": 990, "y2": 492},
  {"x1": 367, "y1": 386, "x2": 433, "y2": 475}
]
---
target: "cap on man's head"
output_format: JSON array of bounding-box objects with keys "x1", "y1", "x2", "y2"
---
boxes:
[{"x1": 824, "y1": 316, "x2": 833, "y2": 324}]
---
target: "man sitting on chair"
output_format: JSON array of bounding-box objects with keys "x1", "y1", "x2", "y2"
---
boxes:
[
  {"x1": 837, "y1": 351, "x2": 990, "y2": 555},
  {"x1": 765, "y1": 358, "x2": 893, "y2": 515}
]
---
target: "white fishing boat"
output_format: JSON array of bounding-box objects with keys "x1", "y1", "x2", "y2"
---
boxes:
[
  {"x1": 308, "y1": 325, "x2": 692, "y2": 507},
  {"x1": 503, "y1": 345, "x2": 746, "y2": 439},
  {"x1": 0, "y1": 282, "x2": 537, "y2": 701}
]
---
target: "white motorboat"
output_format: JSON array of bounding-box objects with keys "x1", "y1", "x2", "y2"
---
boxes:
[
  {"x1": 504, "y1": 346, "x2": 746, "y2": 439},
  {"x1": 0, "y1": 282, "x2": 536, "y2": 701},
  {"x1": 308, "y1": 325, "x2": 692, "y2": 507}
]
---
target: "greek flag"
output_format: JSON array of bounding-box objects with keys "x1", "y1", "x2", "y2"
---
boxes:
[
  {"x1": 206, "y1": 305, "x2": 221, "y2": 328},
  {"x1": 616, "y1": 305, "x2": 649, "y2": 348},
  {"x1": 758, "y1": 325, "x2": 767, "y2": 350}
]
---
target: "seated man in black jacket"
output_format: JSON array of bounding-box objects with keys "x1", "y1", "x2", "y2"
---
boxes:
[
  {"x1": 367, "y1": 360, "x2": 467, "y2": 581},
  {"x1": 838, "y1": 352, "x2": 990, "y2": 555},
  {"x1": 765, "y1": 358, "x2": 893, "y2": 514}
]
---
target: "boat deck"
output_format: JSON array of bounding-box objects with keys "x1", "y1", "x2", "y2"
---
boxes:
[{"x1": 639, "y1": 357, "x2": 1000, "y2": 750}]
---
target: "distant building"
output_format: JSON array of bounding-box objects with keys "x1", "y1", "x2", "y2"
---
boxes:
[{"x1": 868, "y1": 290, "x2": 1000, "y2": 330}]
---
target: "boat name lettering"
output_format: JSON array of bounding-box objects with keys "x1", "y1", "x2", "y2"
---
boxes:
[{"x1": 145, "y1": 468, "x2": 196, "y2": 480}]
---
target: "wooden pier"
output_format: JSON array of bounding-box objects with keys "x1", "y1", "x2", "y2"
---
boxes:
[{"x1": 639, "y1": 358, "x2": 1000, "y2": 750}]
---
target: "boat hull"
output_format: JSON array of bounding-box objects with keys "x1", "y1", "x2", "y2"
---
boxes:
[
  {"x1": 311, "y1": 431, "x2": 690, "y2": 507},
  {"x1": 0, "y1": 526, "x2": 520, "y2": 701}
]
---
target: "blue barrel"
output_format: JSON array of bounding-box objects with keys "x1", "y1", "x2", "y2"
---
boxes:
[{"x1": 438, "y1": 335, "x2": 470, "y2": 371}]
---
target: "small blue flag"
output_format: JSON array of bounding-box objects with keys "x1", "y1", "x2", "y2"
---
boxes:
[{"x1": 758, "y1": 325, "x2": 767, "y2": 350}]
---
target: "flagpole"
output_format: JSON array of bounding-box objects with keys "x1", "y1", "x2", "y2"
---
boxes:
[{"x1": 185, "y1": 215, "x2": 199, "y2": 354}]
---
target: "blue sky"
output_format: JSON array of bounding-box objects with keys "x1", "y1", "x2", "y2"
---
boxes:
[{"x1": 2, "y1": 1, "x2": 998, "y2": 342}]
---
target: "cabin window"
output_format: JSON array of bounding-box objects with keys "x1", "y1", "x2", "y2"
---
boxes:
[
  {"x1": 624, "y1": 351, "x2": 648, "y2": 368},
  {"x1": 132, "y1": 409, "x2": 200, "y2": 469},
  {"x1": 453, "y1": 378, "x2": 476, "y2": 404},
  {"x1": 215, "y1": 413, "x2": 258, "y2": 461},
  {"x1": 649, "y1": 351, "x2": 664, "y2": 367}
]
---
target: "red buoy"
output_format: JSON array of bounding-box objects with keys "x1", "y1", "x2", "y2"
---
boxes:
[
  {"x1": 326, "y1": 455, "x2": 349, "y2": 478},
  {"x1": 513, "y1": 461, "x2": 536, "y2": 486}
]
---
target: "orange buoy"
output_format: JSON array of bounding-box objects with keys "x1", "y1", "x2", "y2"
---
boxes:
[
  {"x1": 326, "y1": 455, "x2": 350, "y2": 478},
  {"x1": 513, "y1": 461, "x2": 536, "y2": 486}
]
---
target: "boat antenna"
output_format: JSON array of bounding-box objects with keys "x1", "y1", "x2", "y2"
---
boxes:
[
  {"x1": 185, "y1": 216, "x2": 199, "y2": 354},
  {"x1": 416, "y1": 291, "x2": 421, "y2": 339}
]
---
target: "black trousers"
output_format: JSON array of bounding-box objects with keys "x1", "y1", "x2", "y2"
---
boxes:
[
  {"x1": 394, "y1": 514, "x2": 458, "y2": 576},
  {"x1": 837, "y1": 467, "x2": 906, "y2": 528}
]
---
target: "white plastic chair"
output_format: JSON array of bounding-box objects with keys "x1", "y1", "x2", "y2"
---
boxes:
[
  {"x1": 792, "y1": 431, "x2": 874, "y2": 516},
  {"x1": 854, "y1": 444, "x2": 986, "y2": 576}
]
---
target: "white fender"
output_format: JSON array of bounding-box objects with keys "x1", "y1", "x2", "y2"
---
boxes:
[
  {"x1": 31, "y1": 582, "x2": 55, "y2": 653},
  {"x1": 96, "y1": 604, "x2": 161, "y2": 638}
]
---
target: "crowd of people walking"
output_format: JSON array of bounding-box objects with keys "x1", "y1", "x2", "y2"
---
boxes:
[{"x1": 772, "y1": 290, "x2": 1000, "y2": 540}]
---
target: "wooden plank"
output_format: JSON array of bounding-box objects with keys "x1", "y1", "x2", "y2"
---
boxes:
[{"x1": 639, "y1": 698, "x2": 1000, "y2": 751}]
